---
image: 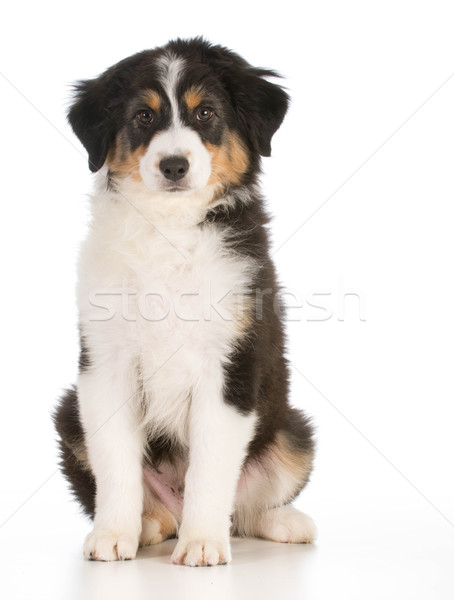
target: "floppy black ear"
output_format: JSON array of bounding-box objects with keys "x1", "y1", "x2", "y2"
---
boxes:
[
  {"x1": 68, "y1": 77, "x2": 116, "y2": 172},
  {"x1": 206, "y1": 43, "x2": 290, "y2": 157},
  {"x1": 234, "y1": 69, "x2": 290, "y2": 157}
]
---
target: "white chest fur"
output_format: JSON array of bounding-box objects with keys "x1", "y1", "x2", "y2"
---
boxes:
[{"x1": 77, "y1": 185, "x2": 257, "y2": 444}]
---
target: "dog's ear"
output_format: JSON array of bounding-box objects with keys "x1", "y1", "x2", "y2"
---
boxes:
[
  {"x1": 68, "y1": 76, "x2": 116, "y2": 173},
  {"x1": 233, "y1": 68, "x2": 289, "y2": 157},
  {"x1": 208, "y1": 46, "x2": 290, "y2": 157},
  {"x1": 68, "y1": 53, "x2": 148, "y2": 172}
]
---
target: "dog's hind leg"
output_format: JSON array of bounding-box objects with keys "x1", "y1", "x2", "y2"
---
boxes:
[
  {"x1": 250, "y1": 504, "x2": 316, "y2": 543},
  {"x1": 140, "y1": 504, "x2": 178, "y2": 546},
  {"x1": 140, "y1": 481, "x2": 179, "y2": 546},
  {"x1": 233, "y1": 408, "x2": 316, "y2": 543}
]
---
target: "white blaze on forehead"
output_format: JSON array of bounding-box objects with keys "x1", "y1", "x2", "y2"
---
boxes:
[
  {"x1": 139, "y1": 52, "x2": 212, "y2": 194},
  {"x1": 156, "y1": 53, "x2": 186, "y2": 127}
]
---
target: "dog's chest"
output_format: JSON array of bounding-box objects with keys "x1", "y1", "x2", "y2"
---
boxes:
[
  {"x1": 80, "y1": 213, "x2": 256, "y2": 441},
  {"x1": 130, "y1": 223, "x2": 253, "y2": 341},
  {"x1": 135, "y1": 227, "x2": 255, "y2": 440}
]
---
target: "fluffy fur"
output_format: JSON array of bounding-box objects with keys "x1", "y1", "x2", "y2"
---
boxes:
[{"x1": 54, "y1": 38, "x2": 316, "y2": 566}]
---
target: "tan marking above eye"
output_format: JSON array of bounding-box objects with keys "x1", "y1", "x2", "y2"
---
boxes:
[
  {"x1": 144, "y1": 90, "x2": 162, "y2": 112},
  {"x1": 184, "y1": 87, "x2": 203, "y2": 111}
]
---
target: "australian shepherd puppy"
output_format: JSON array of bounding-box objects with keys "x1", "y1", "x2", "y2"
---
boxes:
[{"x1": 54, "y1": 37, "x2": 316, "y2": 567}]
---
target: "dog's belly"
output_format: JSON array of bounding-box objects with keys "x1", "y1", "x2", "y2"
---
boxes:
[{"x1": 143, "y1": 462, "x2": 185, "y2": 517}]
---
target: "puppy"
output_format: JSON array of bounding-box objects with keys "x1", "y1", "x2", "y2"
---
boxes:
[{"x1": 54, "y1": 37, "x2": 316, "y2": 566}]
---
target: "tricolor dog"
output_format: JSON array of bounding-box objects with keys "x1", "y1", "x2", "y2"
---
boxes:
[{"x1": 54, "y1": 38, "x2": 316, "y2": 566}]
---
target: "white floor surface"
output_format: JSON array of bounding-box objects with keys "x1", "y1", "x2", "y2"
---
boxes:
[{"x1": 1, "y1": 483, "x2": 453, "y2": 600}]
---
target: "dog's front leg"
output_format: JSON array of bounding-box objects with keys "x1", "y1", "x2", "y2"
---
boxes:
[
  {"x1": 78, "y1": 364, "x2": 145, "y2": 561},
  {"x1": 171, "y1": 363, "x2": 256, "y2": 566}
]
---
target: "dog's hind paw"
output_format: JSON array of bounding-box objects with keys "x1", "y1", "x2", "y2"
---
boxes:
[{"x1": 256, "y1": 505, "x2": 317, "y2": 544}]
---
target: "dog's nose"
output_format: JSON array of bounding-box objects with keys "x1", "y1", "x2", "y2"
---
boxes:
[{"x1": 159, "y1": 156, "x2": 189, "y2": 181}]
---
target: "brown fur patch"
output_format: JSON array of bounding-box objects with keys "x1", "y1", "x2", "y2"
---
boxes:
[
  {"x1": 72, "y1": 440, "x2": 90, "y2": 467},
  {"x1": 184, "y1": 87, "x2": 203, "y2": 111},
  {"x1": 233, "y1": 294, "x2": 254, "y2": 338},
  {"x1": 106, "y1": 133, "x2": 146, "y2": 181},
  {"x1": 142, "y1": 501, "x2": 178, "y2": 544},
  {"x1": 206, "y1": 132, "x2": 250, "y2": 187},
  {"x1": 271, "y1": 432, "x2": 314, "y2": 484},
  {"x1": 144, "y1": 89, "x2": 162, "y2": 112}
]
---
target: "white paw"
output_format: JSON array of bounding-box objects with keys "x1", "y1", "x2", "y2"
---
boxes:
[
  {"x1": 171, "y1": 538, "x2": 231, "y2": 567},
  {"x1": 258, "y1": 506, "x2": 317, "y2": 544},
  {"x1": 84, "y1": 529, "x2": 139, "y2": 561}
]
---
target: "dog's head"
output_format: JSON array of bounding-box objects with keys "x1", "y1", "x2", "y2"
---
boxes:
[{"x1": 68, "y1": 38, "x2": 289, "y2": 198}]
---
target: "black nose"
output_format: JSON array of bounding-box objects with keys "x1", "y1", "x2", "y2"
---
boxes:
[{"x1": 159, "y1": 156, "x2": 189, "y2": 181}]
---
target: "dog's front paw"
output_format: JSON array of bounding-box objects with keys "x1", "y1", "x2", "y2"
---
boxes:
[
  {"x1": 171, "y1": 537, "x2": 231, "y2": 567},
  {"x1": 84, "y1": 528, "x2": 139, "y2": 561}
]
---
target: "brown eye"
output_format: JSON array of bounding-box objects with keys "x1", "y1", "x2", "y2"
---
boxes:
[
  {"x1": 137, "y1": 110, "x2": 154, "y2": 124},
  {"x1": 196, "y1": 107, "x2": 214, "y2": 122}
]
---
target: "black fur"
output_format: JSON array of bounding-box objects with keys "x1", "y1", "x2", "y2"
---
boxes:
[
  {"x1": 206, "y1": 189, "x2": 314, "y2": 463},
  {"x1": 53, "y1": 387, "x2": 96, "y2": 518},
  {"x1": 78, "y1": 333, "x2": 91, "y2": 372}
]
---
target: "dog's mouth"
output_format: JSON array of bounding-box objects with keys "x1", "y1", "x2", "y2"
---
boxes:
[{"x1": 163, "y1": 183, "x2": 190, "y2": 193}]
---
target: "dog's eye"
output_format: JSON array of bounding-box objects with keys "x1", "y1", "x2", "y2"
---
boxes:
[
  {"x1": 196, "y1": 107, "x2": 214, "y2": 122},
  {"x1": 137, "y1": 110, "x2": 154, "y2": 125}
]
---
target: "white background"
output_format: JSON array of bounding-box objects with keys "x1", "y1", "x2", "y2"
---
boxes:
[{"x1": 1, "y1": 1, "x2": 453, "y2": 598}]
